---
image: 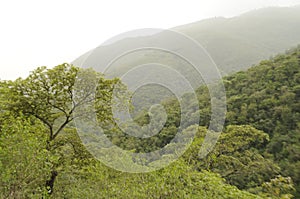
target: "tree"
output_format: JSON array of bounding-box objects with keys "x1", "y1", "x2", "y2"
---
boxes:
[
  {"x1": 0, "y1": 63, "x2": 123, "y2": 194},
  {"x1": 0, "y1": 115, "x2": 51, "y2": 198},
  {"x1": 1, "y1": 63, "x2": 121, "y2": 143},
  {"x1": 183, "y1": 125, "x2": 282, "y2": 192},
  {"x1": 261, "y1": 175, "x2": 295, "y2": 199},
  {"x1": 1, "y1": 64, "x2": 79, "y2": 142}
]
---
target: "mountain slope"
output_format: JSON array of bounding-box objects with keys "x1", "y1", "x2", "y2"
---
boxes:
[
  {"x1": 174, "y1": 6, "x2": 300, "y2": 74},
  {"x1": 111, "y1": 45, "x2": 300, "y2": 197},
  {"x1": 192, "y1": 46, "x2": 300, "y2": 196},
  {"x1": 74, "y1": 6, "x2": 300, "y2": 79}
]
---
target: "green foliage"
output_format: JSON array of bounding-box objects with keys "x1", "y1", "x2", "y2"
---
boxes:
[
  {"x1": 52, "y1": 160, "x2": 260, "y2": 199},
  {"x1": 0, "y1": 64, "x2": 121, "y2": 143},
  {"x1": 0, "y1": 45, "x2": 299, "y2": 198},
  {"x1": 178, "y1": 47, "x2": 300, "y2": 196},
  {"x1": 104, "y1": 97, "x2": 181, "y2": 153},
  {"x1": 260, "y1": 175, "x2": 295, "y2": 199},
  {"x1": 0, "y1": 115, "x2": 51, "y2": 198},
  {"x1": 183, "y1": 125, "x2": 281, "y2": 192},
  {"x1": 0, "y1": 64, "x2": 125, "y2": 195},
  {"x1": 1, "y1": 63, "x2": 79, "y2": 141},
  {"x1": 223, "y1": 48, "x2": 300, "y2": 196}
]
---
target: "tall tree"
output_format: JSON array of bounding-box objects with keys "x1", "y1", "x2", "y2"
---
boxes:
[
  {"x1": 1, "y1": 63, "x2": 120, "y2": 142},
  {"x1": 0, "y1": 63, "x2": 122, "y2": 194}
]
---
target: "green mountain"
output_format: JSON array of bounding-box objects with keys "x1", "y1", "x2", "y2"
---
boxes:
[
  {"x1": 1, "y1": 46, "x2": 299, "y2": 198},
  {"x1": 74, "y1": 6, "x2": 300, "y2": 77},
  {"x1": 73, "y1": 6, "x2": 300, "y2": 117},
  {"x1": 1, "y1": 5, "x2": 300, "y2": 198},
  {"x1": 196, "y1": 45, "x2": 300, "y2": 197},
  {"x1": 174, "y1": 6, "x2": 300, "y2": 74},
  {"x1": 108, "y1": 45, "x2": 300, "y2": 197}
]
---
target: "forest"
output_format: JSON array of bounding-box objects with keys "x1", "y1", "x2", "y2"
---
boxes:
[{"x1": 0, "y1": 46, "x2": 299, "y2": 198}]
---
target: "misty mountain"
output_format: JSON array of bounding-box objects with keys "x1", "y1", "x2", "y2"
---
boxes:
[
  {"x1": 73, "y1": 6, "x2": 300, "y2": 80},
  {"x1": 174, "y1": 6, "x2": 300, "y2": 74}
]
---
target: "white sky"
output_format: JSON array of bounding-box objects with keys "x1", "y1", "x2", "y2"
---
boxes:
[{"x1": 1, "y1": 0, "x2": 300, "y2": 80}]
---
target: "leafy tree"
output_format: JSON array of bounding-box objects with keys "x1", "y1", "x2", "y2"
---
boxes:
[
  {"x1": 0, "y1": 115, "x2": 51, "y2": 198},
  {"x1": 0, "y1": 63, "x2": 123, "y2": 194},
  {"x1": 52, "y1": 159, "x2": 260, "y2": 199},
  {"x1": 183, "y1": 125, "x2": 282, "y2": 193},
  {"x1": 1, "y1": 64, "x2": 121, "y2": 142},
  {"x1": 260, "y1": 175, "x2": 295, "y2": 199},
  {"x1": 178, "y1": 46, "x2": 300, "y2": 196}
]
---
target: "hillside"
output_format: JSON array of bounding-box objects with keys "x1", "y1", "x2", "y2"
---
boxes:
[
  {"x1": 74, "y1": 6, "x2": 300, "y2": 78},
  {"x1": 101, "y1": 45, "x2": 300, "y2": 197},
  {"x1": 1, "y1": 7, "x2": 300, "y2": 195},
  {"x1": 174, "y1": 6, "x2": 300, "y2": 73},
  {"x1": 175, "y1": 45, "x2": 300, "y2": 197},
  {"x1": 0, "y1": 46, "x2": 299, "y2": 198},
  {"x1": 73, "y1": 45, "x2": 300, "y2": 198}
]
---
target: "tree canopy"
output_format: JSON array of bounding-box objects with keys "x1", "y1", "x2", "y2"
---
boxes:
[{"x1": 0, "y1": 46, "x2": 299, "y2": 198}]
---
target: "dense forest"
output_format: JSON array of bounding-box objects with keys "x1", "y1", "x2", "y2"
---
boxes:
[{"x1": 0, "y1": 46, "x2": 299, "y2": 198}]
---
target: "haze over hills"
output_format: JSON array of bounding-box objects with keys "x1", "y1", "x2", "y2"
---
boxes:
[
  {"x1": 73, "y1": 5, "x2": 300, "y2": 79},
  {"x1": 2, "y1": 4, "x2": 300, "y2": 198},
  {"x1": 174, "y1": 6, "x2": 300, "y2": 74}
]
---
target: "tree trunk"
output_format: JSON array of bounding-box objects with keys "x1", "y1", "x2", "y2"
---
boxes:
[{"x1": 46, "y1": 170, "x2": 58, "y2": 194}]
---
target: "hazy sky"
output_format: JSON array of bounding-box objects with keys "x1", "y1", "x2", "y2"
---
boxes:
[{"x1": 1, "y1": 0, "x2": 300, "y2": 80}]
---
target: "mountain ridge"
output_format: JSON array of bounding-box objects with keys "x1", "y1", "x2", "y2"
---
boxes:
[{"x1": 73, "y1": 5, "x2": 300, "y2": 79}]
